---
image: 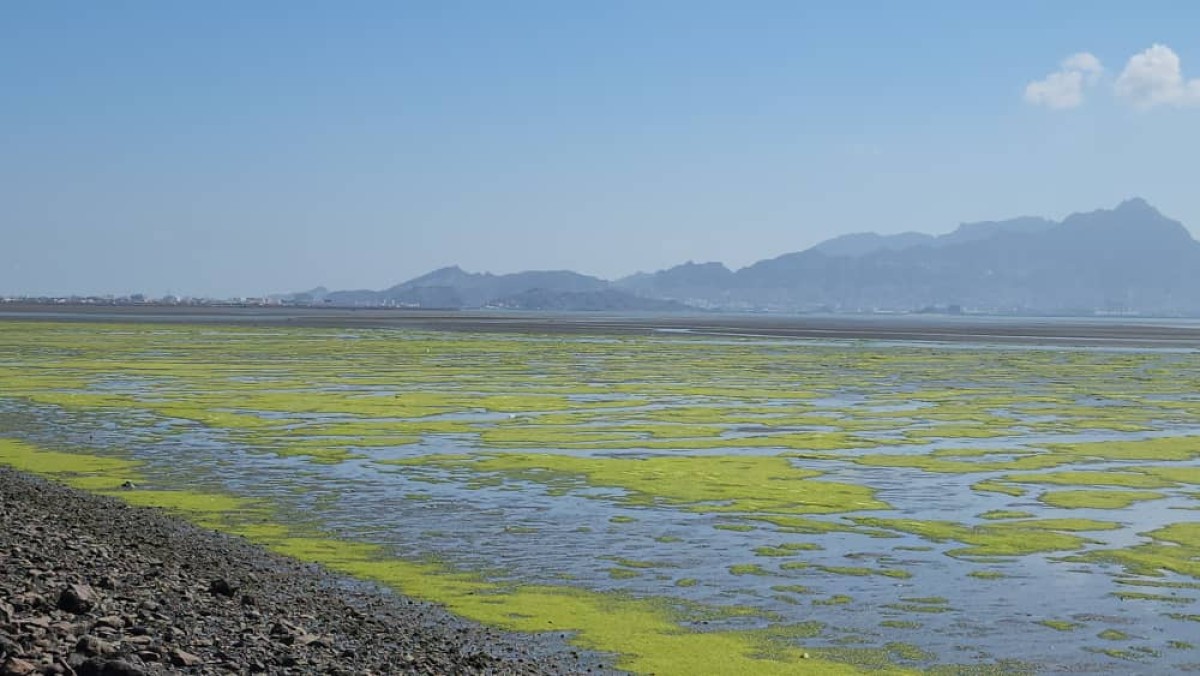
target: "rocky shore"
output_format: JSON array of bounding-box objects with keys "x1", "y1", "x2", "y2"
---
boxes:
[{"x1": 0, "y1": 468, "x2": 609, "y2": 675}]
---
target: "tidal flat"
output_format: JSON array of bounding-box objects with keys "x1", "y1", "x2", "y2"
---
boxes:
[{"x1": 3, "y1": 318, "x2": 1200, "y2": 673}]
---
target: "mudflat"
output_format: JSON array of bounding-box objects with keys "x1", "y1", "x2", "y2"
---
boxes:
[{"x1": 6, "y1": 303, "x2": 1200, "y2": 347}]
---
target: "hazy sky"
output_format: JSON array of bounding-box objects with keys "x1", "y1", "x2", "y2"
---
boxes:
[{"x1": 5, "y1": 1, "x2": 1200, "y2": 298}]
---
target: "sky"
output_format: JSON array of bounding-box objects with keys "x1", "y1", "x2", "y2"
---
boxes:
[{"x1": 4, "y1": 1, "x2": 1200, "y2": 298}]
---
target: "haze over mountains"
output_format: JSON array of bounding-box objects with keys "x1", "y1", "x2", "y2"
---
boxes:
[{"x1": 292, "y1": 199, "x2": 1200, "y2": 315}]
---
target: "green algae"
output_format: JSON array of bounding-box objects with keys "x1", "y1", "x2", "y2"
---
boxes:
[
  {"x1": 901, "y1": 596, "x2": 947, "y2": 605},
  {"x1": 967, "y1": 570, "x2": 1007, "y2": 580},
  {"x1": 607, "y1": 557, "x2": 666, "y2": 570},
  {"x1": 812, "y1": 595, "x2": 853, "y2": 606},
  {"x1": 384, "y1": 452, "x2": 888, "y2": 515},
  {"x1": 1084, "y1": 647, "x2": 1146, "y2": 661},
  {"x1": 1037, "y1": 620, "x2": 1081, "y2": 631},
  {"x1": 880, "y1": 620, "x2": 921, "y2": 629},
  {"x1": 713, "y1": 523, "x2": 757, "y2": 532},
  {"x1": 771, "y1": 584, "x2": 813, "y2": 595},
  {"x1": 1098, "y1": 629, "x2": 1130, "y2": 640},
  {"x1": 815, "y1": 565, "x2": 912, "y2": 579},
  {"x1": 853, "y1": 453, "x2": 1069, "y2": 474},
  {"x1": 1039, "y1": 490, "x2": 1166, "y2": 510},
  {"x1": 1046, "y1": 437, "x2": 1200, "y2": 462},
  {"x1": 851, "y1": 517, "x2": 1102, "y2": 557},
  {"x1": 1129, "y1": 464, "x2": 1200, "y2": 485},
  {"x1": 754, "y1": 542, "x2": 823, "y2": 557},
  {"x1": 1111, "y1": 591, "x2": 1193, "y2": 604},
  {"x1": 729, "y1": 564, "x2": 771, "y2": 576},
  {"x1": 971, "y1": 480, "x2": 1026, "y2": 497},
  {"x1": 881, "y1": 603, "x2": 951, "y2": 614},
  {"x1": 1113, "y1": 578, "x2": 1200, "y2": 590},
  {"x1": 502, "y1": 525, "x2": 538, "y2": 534},
  {"x1": 979, "y1": 510, "x2": 1034, "y2": 520},
  {"x1": 0, "y1": 438, "x2": 139, "y2": 489},
  {"x1": 749, "y1": 515, "x2": 894, "y2": 538},
  {"x1": 1002, "y1": 471, "x2": 1173, "y2": 489}
]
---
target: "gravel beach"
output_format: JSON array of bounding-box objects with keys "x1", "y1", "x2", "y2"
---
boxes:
[{"x1": 0, "y1": 468, "x2": 610, "y2": 675}]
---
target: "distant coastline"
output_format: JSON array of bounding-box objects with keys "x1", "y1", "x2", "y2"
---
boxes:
[{"x1": 6, "y1": 302, "x2": 1200, "y2": 348}]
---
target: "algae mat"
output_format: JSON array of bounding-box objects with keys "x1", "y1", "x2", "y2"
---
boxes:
[{"x1": 2, "y1": 320, "x2": 1200, "y2": 673}]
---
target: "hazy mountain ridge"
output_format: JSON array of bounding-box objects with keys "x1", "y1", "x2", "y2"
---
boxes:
[{"x1": 293, "y1": 199, "x2": 1200, "y2": 314}]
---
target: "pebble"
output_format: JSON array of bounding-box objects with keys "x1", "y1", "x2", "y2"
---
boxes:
[{"x1": 0, "y1": 467, "x2": 611, "y2": 675}]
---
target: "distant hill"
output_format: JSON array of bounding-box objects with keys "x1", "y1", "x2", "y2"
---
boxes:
[
  {"x1": 296, "y1": 267, "x2": 643, "y2": 311},
  {"x1": 287, "y1": 198, "x2": 1200, "y2": 315}
]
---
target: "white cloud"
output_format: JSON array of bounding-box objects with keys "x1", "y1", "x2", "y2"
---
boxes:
[
  {"x1": 1024, "y1": 52, "x2": 1104, "y2": 110},
  {"x1": 1063, "y1": 53, "x2": 1103, "y2": 83},
  {"x1": 1114, "y1": 44, "x2": 1200, "y2": 109}
]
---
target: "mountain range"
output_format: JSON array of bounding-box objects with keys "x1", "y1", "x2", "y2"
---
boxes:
[{"x1": 286, "y1": 198, "x2": 1200, "y2": 315}]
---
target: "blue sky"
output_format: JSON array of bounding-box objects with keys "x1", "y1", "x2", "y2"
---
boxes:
[{"x1": 4, "y1": 1, "x2": 1200, "y2": 297}]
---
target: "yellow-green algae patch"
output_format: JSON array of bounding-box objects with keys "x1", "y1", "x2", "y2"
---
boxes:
[
  {"x1": 852, "y1": 453, "x2": 1070, "y2": 474},
  {"x1": 814, "y1": 565, "x2": 912, "y2": 579},
  {"x1": 1129, "y1": 465, "x2": 1200, "y2": 485},
  {"x1": 383, "y1": 453, "x2": 888, "y2": 515},
  {"x1": 1039, "y1": 490, "x2": 1166, "y2": 510},
  {"x1": 1002, "y1": 471, "x2": 1174, "y2": 489},
  {"x1": 754, "y1": 542, "x2": 823, "y2": 557},
  {"x1": 970, "y1": 480, "x2": 1026, "y2": 497},
  {"x1": 979, "y1": 510, "x2": 1034, "y2": 520},
  {"x1": 1037, "y1": 620, "x2": 1081, "y2": 632},
  {"x1": 1046, "y1": 437, "x2": 1200, "y2": 462},
  {"x1": 0, "y1": 439, "x2": 139, "y2": 490},
  {"x1": 1111, "y1": 591, "x2": 1193, "y2": 604},
  {"x1": 729, "y1": 564, "x2": 771, "y2": 576},
  {"x1": 0, "y1": 441, "x2": 906, "y2": 675},
  {"x1": 262, "y1": 539, "x2": 908, "y2": 675},
  {"x1": 851, "y1": 517, "x2": 1107, "y2": 558},
  {"x1": 1070, "y1": 523, "x2": 1200, "y2": 578},
  {"x1": 880, "y1": 620, "x2": 921, "y2": 629}
]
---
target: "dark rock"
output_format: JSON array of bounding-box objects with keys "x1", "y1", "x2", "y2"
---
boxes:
[
  {"x1": 0, "y1": 637, "x2": 21, "y2": 659},
  {"x1": 99, "y1": 661, "x2": 146, "y2": 676},
  {"x1": 208, "y1": 579, "x2": 235, "y2": 598},
  {"x1": 57, "y1": 585, "x2": 98, "y2": 615},
  {"x1": 71, "y1": 659, "x2": 103, "y2": 676},
  {"x1": 73, "y1": 635, "x2": 113, "y2": 657},
  {"x1": 93, "y1": 616, "x2": 123, "y2": 630},
  {"x1": 168, "y1": 649, "x2": 202, "y2": 667}
]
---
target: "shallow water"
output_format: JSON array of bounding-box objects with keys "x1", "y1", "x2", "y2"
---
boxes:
[{"x1": 2, "y1": 320, "x2": 1200, "y2": 673}]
